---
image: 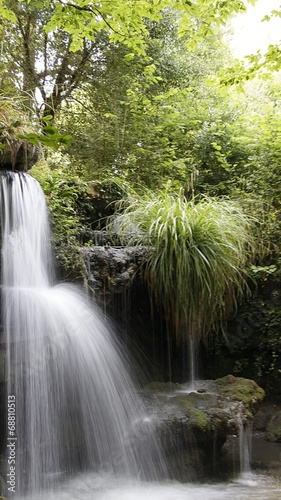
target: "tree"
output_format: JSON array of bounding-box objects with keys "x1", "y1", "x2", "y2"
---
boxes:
[
  {"x1": 0, "y1": 1, "x2": 113, "y2": 119},
  {"x1": 227, "y1": 81, "x2": 281, "y2": 258},
  {"x1": 56, "y1": 10, "x2": 241, "y2": 189},
  {"x1": 0, "y1": 0, "x2": 256, "y2": 118}
]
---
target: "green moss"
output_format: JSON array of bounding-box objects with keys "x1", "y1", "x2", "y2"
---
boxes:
[
  {"x1": 172, "y1": 392, "x2": 217, "y2": 410},
  {"x1": 189, "y1": 409, "x2": 209, "y2": 430},
  {"x1": 214, "y1": 374, "x2": 265, "y2": 408},
  {"x1": 171, "y1": 396, "x2": 209, "y2": 430},
  {"x1": 172, "y1": 396, "x2": 196, "y2": 410}
]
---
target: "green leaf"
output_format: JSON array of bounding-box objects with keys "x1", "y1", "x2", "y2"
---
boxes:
[
  {"x1": 104, "y1": 113, "x2": 118, "y2": 119},
  {"x1": 17, "y1": 133, "x2": 39, "y2": 140},
  {"x1": 43, "y1": 115, "x2": 54, "y2": 123},
  {"x1": 211, "y1": 142, "x2": 222, "y2": 151},
  {"x1": 43, "y1": 126, "x2": 57, "y2": 135},
  {"x1": 0, "y1": 5, "x2": 17, "y2": 22}
]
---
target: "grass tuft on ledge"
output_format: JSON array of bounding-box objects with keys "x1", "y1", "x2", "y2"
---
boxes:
[{"x1": 109, "y1": 186, "x2": 255, "y2": 343}]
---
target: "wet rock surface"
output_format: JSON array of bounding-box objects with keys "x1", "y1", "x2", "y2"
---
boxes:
[
  {"x1": 0, "y1": 140, "x2": 40, "y2": 171},
  {"x1": 265, "y1": 409, "x2": 281, "y2": 442},
  {"x1": 252, "y1": 401, "x2": 281, "y2": 473},
  {"x1": 253, "y1": 401, "x2": 281, "y2": 442},
  {"x1": 144, "y1": 375, "x2": 265, "y2": 433},
  {"x1": 82, "y1": 246, "x2": 150, "y2": 298},
  {"x1": 141, "y1": 375, "x2": 265, "y2": 481}
]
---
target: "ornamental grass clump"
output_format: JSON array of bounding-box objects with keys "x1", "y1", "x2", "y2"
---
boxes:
[{"x1": 111, "y1": 187, "x2": 254, "y2": 343}]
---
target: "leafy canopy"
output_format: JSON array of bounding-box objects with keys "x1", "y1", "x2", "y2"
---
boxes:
[
  {"x1": 0, "y1": 0, "x2": 257, "y2": 150},
  {"x1": 0, "y1": 0, "x2": 256, "y2": 54}
]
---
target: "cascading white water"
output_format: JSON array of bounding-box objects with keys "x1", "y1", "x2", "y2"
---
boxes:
[
  {"x1": 188, "y1": 336, "x2": 198, "y2": 391},
  {"x1": 238, "y1": 417, "x2": 252, "y2": 475},
  {"x1": 0, "y1": 172, "x2": 165, "y2": 498}
]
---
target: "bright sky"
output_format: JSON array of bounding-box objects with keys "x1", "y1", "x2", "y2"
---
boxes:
[{"x1": 230, "y1": 0, "x2": 281, "y2": 58}]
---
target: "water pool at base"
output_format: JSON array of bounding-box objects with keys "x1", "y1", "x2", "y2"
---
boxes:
[{"x1": 16, "y1": 472, "x2": 281, "y2": 500}]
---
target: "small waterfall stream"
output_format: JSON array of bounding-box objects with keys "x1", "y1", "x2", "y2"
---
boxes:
[
  {"x1": 239, "y1": 419, "x2": 252, "y2": 475},
  {"x1": 188, "y1": 335, "x2": 199, "y2": 391}
]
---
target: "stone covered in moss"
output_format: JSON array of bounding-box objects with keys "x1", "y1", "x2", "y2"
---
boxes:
[
  {"x1": 142, "y1": 375, "x2": 265, "y2": 480},
  {"x1": 144, "y1": 375, "x2": 264, "y2": 437},
  {"x1": 214, "y1": 374, "x2": 265, "y2": 410}
]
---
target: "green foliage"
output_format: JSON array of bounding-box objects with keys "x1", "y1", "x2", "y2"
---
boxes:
[
  {"x1": 0, "y1": 0, "x2": 280, "y2": 392},
  {"x1": 0, "y1": 0, "x2": 254, "y2": 122},
  {"x1": 233, "y1": 275, "x2": 281, "y2": 395},
  {"x1": 224, "y1": 83, "x2": 281, "y2": 260},
  {"x1": 44, "y1": 0, "x2": 253, "y2": 52},
  {"x1": 250, "y1": 264, "x2": 278, "y2": 278},
  {"x1": 109, "y1": 186, "x2": 254, "y2": 342},
  {"x1": 0, "y1": 1, "x2": 16, "y2": 21},
  {"x1": 0, "y1": 94, "x2": 34, "y2": 134},
  {"x1": 17, "y1": 115, "x2": 71, "y2": 150},
  {"x1": 206, "y1": 261, "x2": 281, "y2": 395},
  {"x1": 31, "y1": 163, "x2": 93, "y2": 278},
  {"x1": 0, "y1": 94, "x2": 71, "y2": 158},
  {"x1": 57, "y1": 12, "x2": 239, "y2": 189}
]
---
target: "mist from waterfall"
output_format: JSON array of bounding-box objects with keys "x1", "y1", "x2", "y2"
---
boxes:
[{"x1": 0, "y1": 172, "x2": 165, "y2": 498}]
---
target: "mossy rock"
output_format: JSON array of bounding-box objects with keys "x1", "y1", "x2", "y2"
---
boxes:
[
  {"x1": 174, "y1": 391, "x2": 218, "y2": 407},
  {"x1": 189, "y1": 408, "x2": 209, "y2": 431},
  {"x1": 144, "y1": 375, "x2": 265, "y2": 448},
  {"x1": 265, "y1": 410, "x2": 281, "y2": 442},
  {"x1": 172, "y1": 395, "x2": 196, "y2": 410},
  {"x1": 169, "y1": 396, "x2": 209, "y2": 430},
  {"x1": 142, "y1": 376, "x2": 265, "y2": 480},
  {"x1": 214, "y1": 374, "x2": 265, "y2": 410}
]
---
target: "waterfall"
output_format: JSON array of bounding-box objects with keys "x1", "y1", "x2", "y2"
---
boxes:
[
  {"x1": 188, "y1": 336, "x2": 198, "y2": 390},
  {"x1": 238, "y1": 418, "x2": 252, "y2": 475},
  {"x1": 0, "y1": 172, "x2": 165, "y2": 498},
  {"x1": 227, "y1": 412, "x2": 252, "y2": 478}
]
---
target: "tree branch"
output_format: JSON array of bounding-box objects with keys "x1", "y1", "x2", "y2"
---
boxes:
[
  {"x1": 44, "y1": 37, "x2": 93, "y2": 116},
  {"x1": 16, "y1": 12, "x2": 39, "y2": 92},
  {"x1": 57, "y1": 0, "x2": 123, "y2": 36}
]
